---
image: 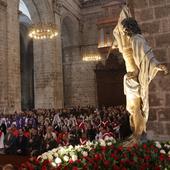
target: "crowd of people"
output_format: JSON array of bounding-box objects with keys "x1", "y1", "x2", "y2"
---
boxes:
[{"x1": 0, "y1": 105, "x2": 131, "y2": 156}]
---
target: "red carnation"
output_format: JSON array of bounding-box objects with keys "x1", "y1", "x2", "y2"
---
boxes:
[
  {"x1": 76, "y1": 159, "x2": 81, "y2": 163},
  {"x1": 113, "y1": 165, "x2": 119, "y2": 170},
  {"x1": 101, "y1": 146, "x2": 106, "y2": 151},
  {"x1": 154, "y1": 149, "x2": 158, "y2": 152},
  {"x1": 143, "y1": 144, "x2": 147, "y2": 149},
  {"x1": 94, "y1": 154, "x2": 101, "y2": 160},
  {"x1": 104, "y1": 160, "x2": 110, "y2": 167},
  {"x1": 127, "y1": 147, "x2": 131, "y2": 151},
  {"x1": 144, "y1": 156, "x2": 150, "y2": 161},
  {"x1": 155, "y1": 166, "x2": 161, "y2": 170},
  {"x1": 123, "y1": 153, "x2": 127, "y2": 158},
  {"x1": 133, "y1": 144, "x2": 138, "y2": 148},
  {"x1": 83, "y1": 165, "x2": 87, "y2": 170},
  {"x1": 122, "y1": 168, "x2": 127, "y2": 170},
  {"x1": 69, "y1": 159, "x2": 74, "y2": 164},
  {"x1": 118, "y1": 146, "x2": 123, "y2": 151},
  {"x1": 72, "y1": 167, "x2": 78, "y2": 170},
  {"x1": 41, "y1": 166, "x2": 47, "y2": 170},
  {"x1": 159, "y1": 154, "x2": 164, "y2": 161}
]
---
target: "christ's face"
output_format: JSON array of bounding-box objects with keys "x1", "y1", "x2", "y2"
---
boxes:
[
  {"x1": 122, "y1": 25, "x2": 133, "y2": 37},
  {"x1": 122, "y1": 26, "x2": 129, "y2": 36}
]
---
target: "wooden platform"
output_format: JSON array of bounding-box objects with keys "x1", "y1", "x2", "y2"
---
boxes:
[{"x1": 0, "y1": 154, "x2": 29, "y2": 169}]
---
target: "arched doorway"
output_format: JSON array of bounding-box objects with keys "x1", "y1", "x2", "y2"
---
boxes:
[
  {"x1": 19, "y1": 0, "x2": 34, "y2": 110},
  {"x1": 95, "y1": 50, "x2": 126, "y2": 107}
]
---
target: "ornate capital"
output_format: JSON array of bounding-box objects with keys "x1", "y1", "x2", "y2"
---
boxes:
[
  {"x1": 52, "y1": 0, "x2": 63, "y2": 15},
  {"x1": 0, "y1": 0, "x2": 7, "y2": 8}
]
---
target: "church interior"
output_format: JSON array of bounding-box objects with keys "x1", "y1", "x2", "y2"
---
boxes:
[{"x1": 0, "y1": 0, "x2": 170, "y2": 169}]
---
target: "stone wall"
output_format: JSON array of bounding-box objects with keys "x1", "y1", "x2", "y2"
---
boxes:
[
  {"x1": 65, "y1": 0, "x2": 119, "y2": 107},
  {"x1": 133, "y1": 0, "x2": 170, "y2": 140},
  {"x1": 60, "y1": 0, "x2": 99, "y2": 107}
]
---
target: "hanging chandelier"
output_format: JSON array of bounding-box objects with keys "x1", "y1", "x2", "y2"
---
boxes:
[{"x1": 28, "y1": 23, "x2": 58, "y2": 39}]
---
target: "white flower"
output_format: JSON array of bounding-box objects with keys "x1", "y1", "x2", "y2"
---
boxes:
[
  {"x1": 55, "y1": 157, "x2": 62, "y2": 164},
  {"x1": 111, "y1": 138, "x2": 116, "y2": 143},
  {"x1": 75, "y1": 145, "x2": 81, "y2": 150},
  {"x1": 68, "y1": 145, "x2": 73, "y2": 150},
  {"x1": 86, "y1": 145, "x2": 92, "y2": 151},
  {"x1": 63, "y1": 155, "x2": 69, "y2": 162},
  {"x1": 52, "y1": 148, "x2": 58, "y2": 153},
  {"x1": 164, "y1": 144, "x2": 170, "y2": 149},
  {"x1": 168, "y1": 151, "x2": 170, "y2": 156},
  {"x1": 47, "y1": 154, "x2": 53, "y2": 161},
  {"x1": 75, "y1": 145, "x2": 82, "y2": 152},
  {"x1": 104, "y1": 136, "x2": 109, "y2": 141},
  {"x1": 107, "y1": 142, "x2": 112, "y2": 146},
  {"x1": 155, "y1": 141, "x2": 162, "y2": 149},
  {"x1": 41, "y1": 153, "x2": 47, "y2": 160},
  {"x1": 48, "y1": 151, "x2": 53, "y2": 155},
  {"x1": 69, "y1": 151, "x2": 76, "y2": 156},
  {"x1": 86, "y1": 141, "x2": 93, "y2": 146},
  {"x1": 58, "y1": 147, "x2": 67, "y2": 155},
  {"x1": 51, "y1": 162, "x2": 57, "y2": 167},
  {"x1": 71, "y1": 155, "x2": 78, "y2": 161},
  {"x1": 82, "y1": 151, "x2": 88, "y2": 157},
  {"x1": 160, "y1": 149, "x2": 166, "y2": 154},
  {"x1": 99, "y1": 139, "x2": 106, "y2": 146},
  {"x1": 99, "y1": 139, "x2": 105, "y2": 143},
  {"x1": 54, "y1": 152, "x2": 59, "y2": 158},
  {"x1": 109, "y1": 137, "x2": 114, "y2": 140}
]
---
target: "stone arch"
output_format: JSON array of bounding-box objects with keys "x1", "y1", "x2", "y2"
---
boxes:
[
  {"x1": 61, "y1": 16, "x2": 77, "y2": 62},
  {"x1": 19, "y1": 0, "x2": 54, "y2": 23},
  {"x1": 61, "y1": 14, "x2": 79, "y2": 47}
]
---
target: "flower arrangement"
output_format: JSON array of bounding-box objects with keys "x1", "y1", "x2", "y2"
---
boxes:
[{"x1": 20, "y1": 138, "x2": 170, "y2": 170}]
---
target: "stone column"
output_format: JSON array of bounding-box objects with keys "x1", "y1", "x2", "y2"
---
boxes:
[
  {"x1": 0, "y1": 0, "x2": 8, "y2": 114},
  {"x1": 0, "y1": 0, "x2": 21, "y2": 114},
  {"x1": 33, "y1": 0, "x2": 64, "y2": 109},
  {"x1": 6, "y1": 0, "x2": 21, "y2": 113},
  {"x1": 53, "y1": 0, "x2": 64, "y2": 108}
]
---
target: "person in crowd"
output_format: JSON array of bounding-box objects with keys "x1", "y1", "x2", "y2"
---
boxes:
[
  {"x1": 15, "y1": 129, "x2": 28, "y2": 155},
  {"x1": 0, "y1": 105, "x2": 131, "y2": 154},
  {"x1": 0, "y1": 120, "x2": 7, "y2": 135},
  {"x1": 44, "y1": 125, "x2": 57, "y2": 151},
  {"x1": 2, "y1": 164, "x2": 17, "y2": 170},
  {"x1": 0, "y1": 129, "x2": 4, "y2": 153},
  {"x1": 4, "y1": 128, "x2": 16, "y2": 154},
  {"x1": 79, "y1": 132, "x2": 88, "y2": 145},
  {"x1": 28, "y1": 128, "x2": 42, "y2": 154},
  {"x1": 86, "y1": 123, "x2": 96, "y2": 141}
]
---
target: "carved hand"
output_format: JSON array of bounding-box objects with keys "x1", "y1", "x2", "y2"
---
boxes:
[
  {"x1": 156, "y1": 64, "x2": 169, "y2": 75},
  {"x1": 126, "y1": 71, "x2": 138, "y2": 79}
]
